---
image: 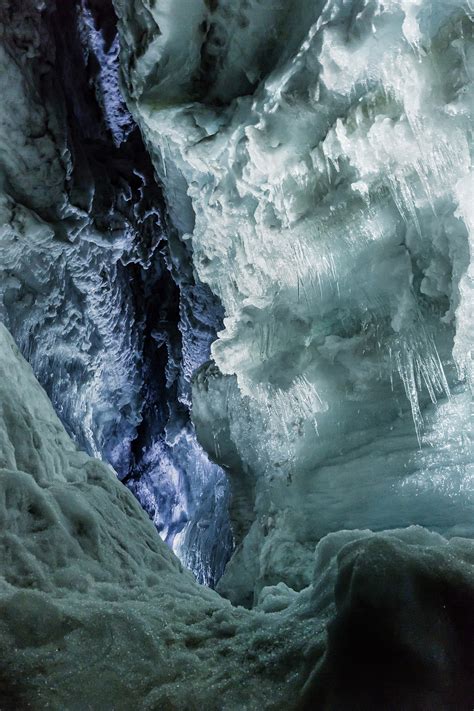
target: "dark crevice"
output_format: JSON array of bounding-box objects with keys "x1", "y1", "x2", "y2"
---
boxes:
[{"x1": 4, "y1": 0, "x2": 233, "y2": 587}]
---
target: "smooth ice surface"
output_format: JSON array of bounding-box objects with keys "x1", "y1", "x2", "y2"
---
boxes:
[{"x1": 114, "y1": 0, "x2": 474, "y2": 604}]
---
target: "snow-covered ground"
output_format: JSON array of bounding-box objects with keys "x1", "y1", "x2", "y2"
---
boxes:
[{"x1": 0, "y1": 321, "x2": 473, "y2": 708}]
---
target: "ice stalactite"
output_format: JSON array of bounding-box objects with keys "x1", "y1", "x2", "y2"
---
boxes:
[{"x1": 114, "y1": 0, "x2": 474, "y2": 605}]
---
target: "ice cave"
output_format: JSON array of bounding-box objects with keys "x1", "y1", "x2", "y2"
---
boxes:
[{"x1": 0, "y1": 0, "x2": 472, "y2": 708}]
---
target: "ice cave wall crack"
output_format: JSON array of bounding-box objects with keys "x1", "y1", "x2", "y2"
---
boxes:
[{"x1": 0, "y1": 0, "x2": 233, "y2": 588}]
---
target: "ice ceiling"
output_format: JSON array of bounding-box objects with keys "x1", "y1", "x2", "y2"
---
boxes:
[{"x1": 0, "y1": 0, "x2": 473, "y2": 708}]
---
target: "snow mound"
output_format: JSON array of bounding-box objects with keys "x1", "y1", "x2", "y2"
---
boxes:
[{"x1": 0, "y1": 323, "x2": 473, "y2": 708}]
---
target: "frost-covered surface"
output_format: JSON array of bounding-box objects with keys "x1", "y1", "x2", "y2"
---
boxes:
[
  {"x1": 114, "y1": 0, "x2": 474, "y2": 605},
  {"x1": 125, "y1": 274, "x2": 233, "y2": 586},
  {"x1": 0, "y1": 321, "x2": 473, "y2": 709},
  {"x1": 0, "y1": 0, "x2": 231, "y2": 584},
  {"x1": 1, "y1": 0, "x2": 474, "y2": 706},
  {"x1": 78, "y1": 0, "x2": 135, "y2": 146}
]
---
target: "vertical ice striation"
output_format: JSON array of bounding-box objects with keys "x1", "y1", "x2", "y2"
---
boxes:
[{"x1": 114, "y1": 0, "x2": 474, "y2": 605}]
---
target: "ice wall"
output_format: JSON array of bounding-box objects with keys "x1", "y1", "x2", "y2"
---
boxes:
[
  {"x1": 0, "y1": 0, "x2": 162, "y2": 472},
  {"x1": 114, "y1": 0, "x2": 474, "y2": 605},
  {"x1": 0, "y1": 0, "x2": 231, "y2": 585}
]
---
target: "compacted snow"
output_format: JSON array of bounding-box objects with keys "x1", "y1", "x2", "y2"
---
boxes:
[{"x1": 0, "y1": 322, "x2": 473, "y2": 709}]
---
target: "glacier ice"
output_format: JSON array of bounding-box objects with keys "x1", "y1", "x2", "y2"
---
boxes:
[
  {"x1": 114, "y1": 0, "x2": 474, "y2": 605},
  {"x1": 0, "y1": 0, "x2": 473, "y2": 707}
]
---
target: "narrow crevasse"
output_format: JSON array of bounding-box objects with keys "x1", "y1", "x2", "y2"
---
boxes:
[{"x1": 0, "y1": 0, "x2": 232, "y2": 586}]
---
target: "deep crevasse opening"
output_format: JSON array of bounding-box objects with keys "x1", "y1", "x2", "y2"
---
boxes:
[{"x1": 0, "y1": 0, "x2": 233, "y2": 588}]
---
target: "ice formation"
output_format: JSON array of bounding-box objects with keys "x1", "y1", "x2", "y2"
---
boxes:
[
  {"x1": 114, "y1": 0, "x2": 474, "y2": 605},
  {"x1": 0, "y1": 0, "x2": 473, "y2": 707}
]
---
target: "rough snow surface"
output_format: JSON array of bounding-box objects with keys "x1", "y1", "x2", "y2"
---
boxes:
[{"x1": 0, "y1": 321, "x2": 473, "y2": 708}]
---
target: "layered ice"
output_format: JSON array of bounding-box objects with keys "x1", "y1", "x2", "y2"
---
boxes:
[{"x1": 114, "y1": 0, "x2": 474, "y2": 604}]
